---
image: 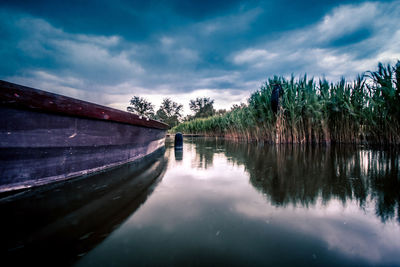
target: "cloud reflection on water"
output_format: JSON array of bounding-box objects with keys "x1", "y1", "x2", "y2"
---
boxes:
[
  {"x1": 179, "y1": 138, "x2": 400, "y2": 264},
  {"x1": 77, "y1": 138, "x2": 400, "y2": 266}
]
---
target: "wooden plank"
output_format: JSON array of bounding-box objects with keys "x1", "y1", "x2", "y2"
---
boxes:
[
  {"x1": 0, "y1": 80, "x2": 169, "y2": 130},
  {"x1": 0, "y1": 107, "x2": 166, "y2": 192},
  {"x1": 0, "y1": 107, "x2": 165, "y2": 148}
]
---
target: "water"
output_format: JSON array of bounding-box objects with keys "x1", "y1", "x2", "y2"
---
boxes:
[{"x1": 2, "y1": 138, "x2": 400, "y2": 266}]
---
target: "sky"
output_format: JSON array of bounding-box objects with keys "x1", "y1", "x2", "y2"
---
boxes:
[{"x1": 1, "y1": 0, "x2": 400, "y2": 115}]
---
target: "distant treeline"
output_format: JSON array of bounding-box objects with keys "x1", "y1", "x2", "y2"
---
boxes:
[{"x1": 172, "y1": 62, "x2": 400, "y2": 145}]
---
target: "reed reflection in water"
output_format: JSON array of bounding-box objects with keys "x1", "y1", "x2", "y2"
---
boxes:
[
  {"x1": 77, "y1": 138, "x2": 400, "y2": 267},
  {"x1": 221, "y1": 141, "x2": 400, "y2": 223}
]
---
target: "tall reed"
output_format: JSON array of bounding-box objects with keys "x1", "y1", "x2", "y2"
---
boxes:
[{"x1": 172, "y1": 62, "x2": 400, "y2": 145}]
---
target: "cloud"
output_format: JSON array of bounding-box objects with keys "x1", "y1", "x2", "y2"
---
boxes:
[
  {"x1": 195, "y1": 7, "x2": 263, "y2": 35},
  {"x1": 234, "y1": 197, "x2": 400, "y2": 264},
  {"x1": 230, "y1": 1, "x2": 400, "y2": 81},
  {"x1": 1, "y1": 11, "x2": 144, "y2": 90},
  {"x1": 1, "y1": 1, "x2": 400, "y2": 115},
  {"x1": 316, "y1": 2, "x2": 377, "y2": 44},
  {"x1": 233, "y1": 49, "x2": 278, "y2": 67},
  {"x1": 51, "y1": 39, "x2": 144, "y2": 83}
]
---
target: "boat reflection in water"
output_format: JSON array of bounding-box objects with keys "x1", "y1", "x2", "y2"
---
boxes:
[{"x1": 0, "y1": 148, "x2": 167, "y2": 266}]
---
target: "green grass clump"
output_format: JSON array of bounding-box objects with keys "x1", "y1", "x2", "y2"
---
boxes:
[{"x1": 172, "y1": 62, "x2": 400, "y2": 145}]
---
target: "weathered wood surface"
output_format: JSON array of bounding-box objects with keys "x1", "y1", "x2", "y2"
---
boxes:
[
  {"x1": 0, "y1": 80, "x2": 169, "y2": 130},
  {"x1": 0, "y1": 107, "x2": 165, "y2": 148},
  {"x1": 0, "y1": 80, "x2": 168, "y2": 192}
]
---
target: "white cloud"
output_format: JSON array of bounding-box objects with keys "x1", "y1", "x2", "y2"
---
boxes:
[
  {"x1": 33, "y1": 70, "x2": 83, "y2": 87},
  {"x1": 316, "y1": 2, "x2": 377, "y2": 42},
  {"x1": 5, "y1": 72, "x2": 93, "y2": 103},
  {"x1": 160, "y1": 36, "x2": 174, "y2": 46},
  {"x1": 7, "y1": 14, "x2": 145, "y2": 90},
  {"x1": 195, "y1": 73, "x2": 240, "y2": 87},
  {"x1": 175, "y1": 48, "x2": 199, "y2": 61},
  {"x1": 52, "y1": 39, "x2": 144, "y2": 76},
  {"x1": 75, "y1": 34, "x2": 120, "y2": 47},
  {"x1": 230, "y1": 1, "x2": 400, "y2": 81},
  {"x1": 233, "y1": 49, "x2": 278, "y2": 67},
  {"x1": 234, "y1": 196, "x2": 400, "y2": 264}
]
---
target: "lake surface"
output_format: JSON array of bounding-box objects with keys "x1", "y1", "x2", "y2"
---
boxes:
[{"x1": 2, "y1": 138, "x2": 400, "y2": 266}]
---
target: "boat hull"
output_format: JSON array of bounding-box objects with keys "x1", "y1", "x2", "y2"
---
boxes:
[{"x1": 0, "y1": 81, "x2": 168, "y2": 193}]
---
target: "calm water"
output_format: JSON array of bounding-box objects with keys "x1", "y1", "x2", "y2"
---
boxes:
[{"x1": 2, "y1": 138, "x2": 400, "y2": 266}]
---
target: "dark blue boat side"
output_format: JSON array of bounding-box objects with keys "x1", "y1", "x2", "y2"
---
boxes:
[{"x1": 0, "y1": 80, "x2": 169, "y2": 193}]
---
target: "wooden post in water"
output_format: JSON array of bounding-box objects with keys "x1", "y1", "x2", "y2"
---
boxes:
[{"x1": 174, "y1": 132, "x2": 183, "y2": 149}]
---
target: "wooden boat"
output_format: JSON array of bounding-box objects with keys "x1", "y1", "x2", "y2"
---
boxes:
[{"x1": 0, "y1": 80, "x2": 169, "y2": 193}]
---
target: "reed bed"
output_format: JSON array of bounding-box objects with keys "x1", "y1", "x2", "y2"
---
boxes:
[{"x1": 172, "y1": 62, "x2": 400, "y2": 145}]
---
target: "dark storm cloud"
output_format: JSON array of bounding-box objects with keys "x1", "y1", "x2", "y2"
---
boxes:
[
  {"x1": 0, "y1": 0, "x2": 246, "y2": 40},
  {"x1": 327, "y1": 28, "x2": 373, "y2": 47},
  {"x1": 1, "y1": 0, "x2": 399, "y2": 113}
]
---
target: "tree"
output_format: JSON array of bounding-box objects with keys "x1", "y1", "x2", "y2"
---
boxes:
[
  {"x1": 182, "y1": 114, "x2": 194, "y2": 122},
  {"x1": 216, "y1": 109, "x2": 227, "y2": 116},
  {"x1": 127, "y1": 96, "x2": 155, "y2": 118},
  {"x1": 230, "y1": 103, "x2": 246, "y2": 111},
  {"x1": 155, "y1": 98, "x2": 183, "y2": 127},
  {"x1": 189, "y1": 97, "x2": 215, "y2": 118}
]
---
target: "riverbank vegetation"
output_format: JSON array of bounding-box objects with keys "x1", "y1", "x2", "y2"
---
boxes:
[
  {"x1": 172, "y1": 62, "x2": 400, "y2": 145},
  {"x1": 127, "y1": 97, "x2": 183, "y2": 127}
]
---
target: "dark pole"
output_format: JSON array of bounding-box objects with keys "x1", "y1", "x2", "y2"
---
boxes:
[
  {"x1": 271, "y1": 84, "x2": 283, "y2": 114},
  {"x1": 174, "y1": 132, "x2": 183, "y2": 149}
]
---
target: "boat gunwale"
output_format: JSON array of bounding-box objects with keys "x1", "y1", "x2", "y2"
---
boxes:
[{"x1": 0, "y1": 80, "x2": 169, "y2": 130}]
